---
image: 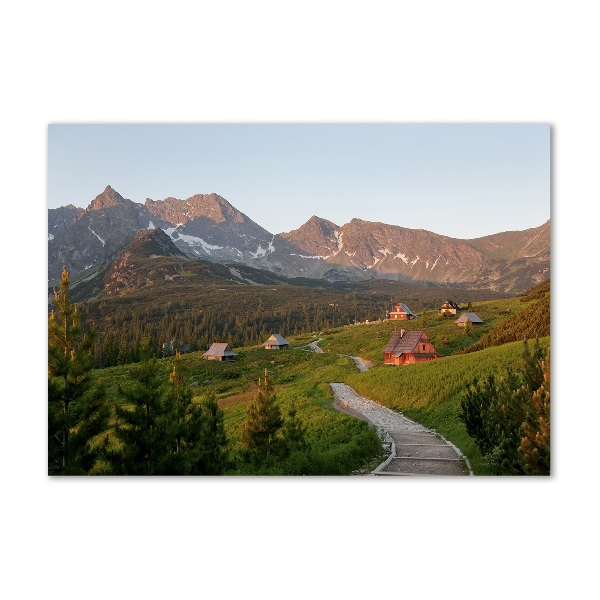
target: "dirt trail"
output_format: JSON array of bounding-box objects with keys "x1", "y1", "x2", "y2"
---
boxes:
[{"x1": 330, "y1": 383, "x2": 471, "y2": 476}]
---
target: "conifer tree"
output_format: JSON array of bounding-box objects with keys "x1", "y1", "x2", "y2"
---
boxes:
[
  {"x1": 282, "y1": 400, "x2": 308, "y2": 455},
  {"x1": 163, "y1": 353, "x2": 229, "y2": 474},
  {"x1": 110, "y1": 354, "x2": 171, "y2": 475},
  {"x1": 518, "y1": 349, "x2": 550, "y2": 475},
  {"x1": 463, "y1": 317, "x2": 474, "y2": 338},
  {"x1": 241, "y1": 369, "x2": 283, "y2": 460},
  {"x1": 48, "y1": 267, "x2": 109, "y2": 474},
  {"x1": 521, "y1": 337, "x2": 545, "y2": 391},
  {"x1": 194, "y1": 394, "x2": 228, "y2": 474},
  {"x1": 167, "y1": 350, "x2": 193, "y2": 457},
  {"x1": 459, "y1": 340, "x2": 549, "y2": 475}
]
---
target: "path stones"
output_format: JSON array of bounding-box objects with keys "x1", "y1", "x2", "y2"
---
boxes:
[{"x1": 329, "y1": 383, "x2": 469, "y2": 476}]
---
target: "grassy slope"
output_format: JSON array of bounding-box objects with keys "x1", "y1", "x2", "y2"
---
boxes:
[
  {"x1": 92, "y1": 292, "x2": 549, "y2": 475},
  {"x1": 93, "y1": 342, "x2": 383, "y2": 475},
  {"x1": 316, "y1": 296, "x2": 528, "y2": 363},
  {"x1": 344, "y1": 338, "x2": 550, "y2": 474}
]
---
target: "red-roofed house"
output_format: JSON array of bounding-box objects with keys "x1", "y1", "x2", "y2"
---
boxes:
[
  {"x1": 388, "y1": 303, "x2": 416, "y2": 320},
  {"x1": 383, "y1": 329, "x2": 444, "y2": 365}
]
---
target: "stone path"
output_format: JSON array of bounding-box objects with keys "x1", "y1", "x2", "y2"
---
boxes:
[
  {"x1": 330, "y1": 383, "x2": 471, "y2": 476},
  {"x1": 349, "y1": 356, "x2": 373, "y2": 372},
  {"x1": 308, "y1": 339, "x2": 324, "y2": 353}
]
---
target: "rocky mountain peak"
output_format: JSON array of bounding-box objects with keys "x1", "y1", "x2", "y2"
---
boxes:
[
  {"x1": 145, "y1": 193, "x2": 249, "y2": 225},
  {"x1": 86, "y1": 185, "x2": 130, "y2": 212},
  {"x1": 130, "y1": 227, "x2": 188, "y2": 258},
  {"x1": 280, "y1": 215, "x2": 340, "y2": 256}
]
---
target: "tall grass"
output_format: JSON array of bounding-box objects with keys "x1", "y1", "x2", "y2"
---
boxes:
[
  {"x1": 92, "y1": 346, "x2": 383, "y2": 475},
  {"x1": 345, "y1": 337, "x2": 550, "y2": 474}
]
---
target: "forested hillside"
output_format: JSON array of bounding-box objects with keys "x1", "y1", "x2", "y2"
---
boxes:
[
  {"x1": 74, "y1": 276, "x2": 507, "y2": 368},
  {"x1": 457, "y1": 279, "x2": 550, "y2": 354}
]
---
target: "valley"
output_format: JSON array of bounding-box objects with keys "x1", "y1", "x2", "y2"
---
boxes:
[
  {"x1": 48, "y1": 188, "x2": 551, "y2": 477},
  {"x1": 78, "y1": 281, "x2": 549, "y2": 475}
]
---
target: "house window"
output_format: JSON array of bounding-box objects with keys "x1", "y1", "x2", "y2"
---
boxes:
[{"x1": 422, "y1": 344, "x2": 426, "y2": 351}]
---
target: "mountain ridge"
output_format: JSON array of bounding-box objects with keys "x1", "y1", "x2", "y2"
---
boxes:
[{"x1": 48, "y1": 185, "x2": 550, "y2": 294}]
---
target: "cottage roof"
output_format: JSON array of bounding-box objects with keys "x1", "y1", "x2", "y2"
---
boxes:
[
  {"x1": 455, "y1": 312, "x2": 483, "y2": 324},
  {"x1": 441, "y1": 300, "x2": 460, "y2": 309},
  {"x1": 263, "y1": 334, "x2": 289, "y2": 346},
  {"x1": 390, "y1": 303, "x2": 415, "y2": 316},
  {"x1": 202, "y1": 343, "x2": 237, "y2": 357},
  {"x1": 383, "y1": 329, "x2": 427, "y2": 354}
]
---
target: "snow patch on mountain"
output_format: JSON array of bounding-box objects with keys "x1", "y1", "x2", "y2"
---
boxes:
[
  {"x1": 291, "y1": 253, "x2": 326, "y2": 260},
  {"x1": 367, "y1": 255, "x2": 381, "y2": 269},
  {"x1": 250, "y1": 236, "x2": 276, "y2": 259},
  {"x1": 163, "y1": 226, "x2": 179, "y2": 237},
  {"x1": 88, "y1": 227, "x2": 106, "y2": 246},
  {"x1": 175, "y1": 233, "x2": 224, "y2": 254}
]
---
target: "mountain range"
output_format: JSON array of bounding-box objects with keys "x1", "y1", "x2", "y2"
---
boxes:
[{"x1": 48, "y1": 185, "x2": 550, "y2": 295}]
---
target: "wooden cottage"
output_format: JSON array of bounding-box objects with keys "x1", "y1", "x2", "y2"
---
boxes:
[
  {"x1": 438, "y1": 300, "x2": 460, "y2": 315},
  {"x1": 455, "y1": 312, "x2": 483, "y2": 327},
  {"x1": 383, "y1": 329, "x2": 443, "y2": 365},
  {"x1": 388, "y1": 303, "x2": 416, "y2": 320},
  {"x1": 263, "y1": 334, "x2": 290, "y2": 350},
  {"x1": 202, "y1": 343, "x2": 238, "y2": 362}
]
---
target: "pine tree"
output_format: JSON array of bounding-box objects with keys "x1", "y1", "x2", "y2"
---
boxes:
[
  {"x1": 48, "y1": 267, "x2": 109, "y2": 474},
  {"x1": 167, "y1": 350, "x2": 193, "y2": 457},
  {"x1": 110, "y1": 354, "x2": 171, "y2": 475},
  {"x1": 241, "y1": 369, "x2": 283, "y2": 460},
  {"x1": 463, "y1": 317, "x2": 474, "y2": 338},
  {"x1": 522, "y1": 338, "x2": 545, "y2": 391},
  {"x1": 282, "y1": 400, "x2": 308, "y2": 455},
  {"x1": 162, "y1": 352, "x2": 229, "y2": 474},
  {"x1": 518, "y1": 348, "x2": 550, "y2": 475},
  {"x1": 459, "y1": 340, "x2": 550, "y2": 475},
  {"x1": 194, "y1": 394, "x2": 228, "y2": 475}
]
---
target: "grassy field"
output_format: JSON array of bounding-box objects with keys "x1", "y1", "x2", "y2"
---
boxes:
[
  {"x1": 91, "y1": 291, "x2": 549, "y2": 475},
  {"x1": 345, "y1": 337, "x2": 550, "y2": 474},
  {"x1": 93, "y1": 343, "x2": 384, "y2": 475},
  {"x1": 316, "y1": 295, "x2": 529, "y2": 363}
]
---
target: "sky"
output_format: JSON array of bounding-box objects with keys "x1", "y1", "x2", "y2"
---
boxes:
[{"x1": 47, "y1": 123, "x2": 550, "y2": 239}]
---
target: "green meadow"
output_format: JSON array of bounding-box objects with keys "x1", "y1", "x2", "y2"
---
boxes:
[{"x1": 90, "y1": 288, "x2": 549, "y2": 475}]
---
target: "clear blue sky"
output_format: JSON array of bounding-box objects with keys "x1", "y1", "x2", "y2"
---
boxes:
[{"x1": 48, "y1": 124, "x2": 550, "y2": 239}]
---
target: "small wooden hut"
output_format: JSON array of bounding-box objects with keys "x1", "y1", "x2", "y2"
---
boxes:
[
  {"x1": 455, "y1": 312, "x2": 483, "y2": 327},
  {"x1": 438, "y1": 300, "x2": 460, "y2": 315},
  {"x1": 262, "y1": 334, "x2": 290, "y2": 350},
  {"x1": 202, "y1": 343, "x2": 238, "y2": 362}
]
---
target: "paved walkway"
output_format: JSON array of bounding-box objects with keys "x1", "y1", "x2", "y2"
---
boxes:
[{"x1": 330, "y1": 383, "x2": 471, "y2": 476}]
